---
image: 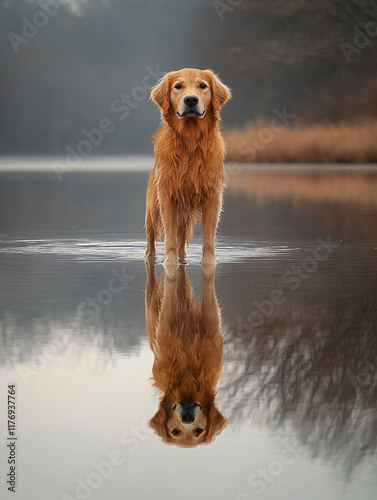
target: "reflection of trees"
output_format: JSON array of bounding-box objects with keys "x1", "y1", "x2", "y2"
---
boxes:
[
  {"x1": 0, "y1": 309, "x2": 146, "y2": 367},
  {"x1": 0, "y1": 257, "x2": 146, "y2": 367},
  {"x1": 221, "y1": 295, "x2": 377, "y2": 475}
]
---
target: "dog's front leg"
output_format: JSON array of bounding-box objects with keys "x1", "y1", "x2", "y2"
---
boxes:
[
  {"x1": 201, "y1": 266, "x2": 220, "y2": 332},
  {"x1": 145, "y1": 261, "x2": 162, "y2": 352},
  {"x1": 158, "y1": 186, "x2": 178, "y2": 267},
  {"x1": 201, "y1": 195, "x2": 221, "y2": 267},
  {"x1": 158, "y1": 266, "x2": 178, "y2": 335}
]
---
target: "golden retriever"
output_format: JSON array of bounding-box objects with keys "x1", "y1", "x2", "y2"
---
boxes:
[
  {"x1": 145, "y1": 68, "x2": 231, "y2": 267},
  {"x1": 145, "y1": 262, "x2": 227, "y2": 446}
]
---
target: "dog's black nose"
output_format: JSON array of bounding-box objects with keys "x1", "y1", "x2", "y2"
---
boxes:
[
  {"x1": 181, "y1": 412, "x2": 195, "y2": 425},
  {"x1": 184, "y1": 95, "x2": 199, "y2": 106},
  {"x1": 175, "y1": 402, "x2": 200, "y2": 424}
]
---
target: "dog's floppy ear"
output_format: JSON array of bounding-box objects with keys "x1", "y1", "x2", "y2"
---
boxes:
[
  {"x1": 149, "y1": 406, "x2": 169, "y2": 439},
  {"x1": 150, "y1": 72, "x2": 174, "y2": 114},
  {"x1": 204, "y1": 70, "x2": 231, "y2": 113},
  {"x1": 206, "y1": 405, "x2": 228, "y2": 442}
]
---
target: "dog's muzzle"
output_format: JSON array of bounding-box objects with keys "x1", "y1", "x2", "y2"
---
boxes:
[
  {"x1": 177, "y1": 95, "x2": 205, "y2": 118},
  {"x1": 173, "y1": 402, "x2": 201, "y2": 424}
]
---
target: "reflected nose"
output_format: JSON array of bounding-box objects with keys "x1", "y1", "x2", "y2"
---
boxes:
[
  {"x1": 184, "y1": 95, "x2": 199, "y2": 106},
  {"x1": 181, "y1": 409, "x2": 195, "y2": 424},
  {"x1": 175, "y1": 402, "x2": 200, "y2": 424}
]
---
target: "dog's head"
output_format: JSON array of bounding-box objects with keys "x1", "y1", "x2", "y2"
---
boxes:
[
  {"x1": 151, "y1": 68, "x2": 231, "y2": 123},
  {"x1": 150, "y1": 391, "x2": 228, "y2": 447}
]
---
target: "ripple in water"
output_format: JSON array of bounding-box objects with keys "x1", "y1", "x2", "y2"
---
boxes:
[{"x1": 0, "y1": 237, "x2": 295, "y2": 263}]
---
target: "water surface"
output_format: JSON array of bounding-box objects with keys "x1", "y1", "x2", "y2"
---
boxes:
[{"x1": 0, "y1": 160, "x2": 376, "y2": 499}]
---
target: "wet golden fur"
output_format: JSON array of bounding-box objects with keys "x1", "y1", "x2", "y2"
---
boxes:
[
  {"x1": 145, "y1": 263, "x2": 227, "y2": 446},
  {"x1": 145, "y1": 68, "x2": 231, "y2": 266}
]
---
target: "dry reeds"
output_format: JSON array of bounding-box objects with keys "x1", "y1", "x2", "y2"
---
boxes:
[{"x1": 224, "y1": 121, "x2": 377, "y2": 163}]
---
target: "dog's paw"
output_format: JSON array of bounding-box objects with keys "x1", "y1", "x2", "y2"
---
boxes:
[
  {"x1": 163, "y1": 251, "x2": 179, "y2": 269},
  {"x1": 145, "y1": 248, "x2": 156, "y2": 259},
  {"x1": 201, "y1": 253, "x2": 216, "y2": 270},
  {"x1": 202, "y1": 265, "x2": 216, "y2": 284}
]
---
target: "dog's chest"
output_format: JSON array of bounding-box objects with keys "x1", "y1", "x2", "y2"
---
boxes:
[{"x1": 171, "y1": 166, "x2": 209, "y2": 208}]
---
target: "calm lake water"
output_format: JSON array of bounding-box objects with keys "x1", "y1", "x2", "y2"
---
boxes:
[{"x1": 0, "y1": 158, "x2": 377, "y2": 500}]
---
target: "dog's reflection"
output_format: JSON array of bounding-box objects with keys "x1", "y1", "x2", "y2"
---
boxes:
[{"x1": 145, "y1": 262, "x2": 227, "y2": 446}]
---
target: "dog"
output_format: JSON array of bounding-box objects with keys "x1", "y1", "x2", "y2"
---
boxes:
[
  {"x1": 145, "y1": 68, "x2": 231, "y2": 267},
  {"x1": 145, "y1": 262, "x2": 227, "y2": 446}
]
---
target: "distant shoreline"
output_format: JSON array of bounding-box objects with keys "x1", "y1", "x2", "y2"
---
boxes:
[{"x1": 0, "y1": 155, "x2": 377, "y2": 173}]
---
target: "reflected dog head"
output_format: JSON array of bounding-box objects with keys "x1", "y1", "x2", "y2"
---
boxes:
[{"x1": 150, "y1": 383, "x2": 227, "y2": 447}]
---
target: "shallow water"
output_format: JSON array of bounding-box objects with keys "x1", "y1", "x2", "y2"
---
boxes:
[{"x1": 0, "y1": 160, "x2": 377, "y2": 499}]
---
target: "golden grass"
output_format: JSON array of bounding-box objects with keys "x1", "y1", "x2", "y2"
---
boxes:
[{"x1": 224, "y1": 121, "x2": 377, "y2": 163}]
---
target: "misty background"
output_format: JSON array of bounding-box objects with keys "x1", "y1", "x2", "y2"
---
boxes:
[{"x1": 1, "y1": 0, "x2": 377, "y2": 156}]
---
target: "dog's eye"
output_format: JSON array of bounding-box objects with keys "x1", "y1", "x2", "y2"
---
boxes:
[
  {"x1": 195, "y1": 428, "x2": 203, "y2": 435},
  {"x1": 199, "y1": 83, "x2": 207, "y2": 89},
  {"x1": 172, "y1": 428, "x2": 180, "y2": 436},
  {"x1": 175, "y1": 84, "x2": 182, "y2": 89}
]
